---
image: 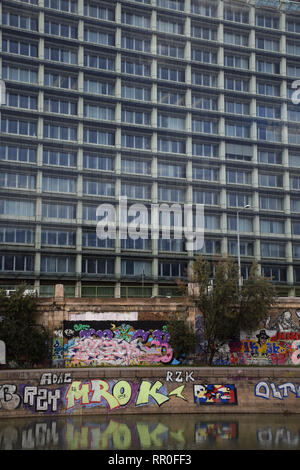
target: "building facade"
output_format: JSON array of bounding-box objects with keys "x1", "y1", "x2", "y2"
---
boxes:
[{"x1": 1, "y1": 0, "x2": 300, "y2": 298}]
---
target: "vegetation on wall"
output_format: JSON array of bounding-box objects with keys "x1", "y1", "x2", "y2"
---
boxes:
[{"x1": 0, "y1": 285, "x2": 50, "y2": 368}]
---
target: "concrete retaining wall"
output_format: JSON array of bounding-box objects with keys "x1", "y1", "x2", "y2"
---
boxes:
[{"x1": 1, "y1": 366, "x2": 300, "y2": 418}]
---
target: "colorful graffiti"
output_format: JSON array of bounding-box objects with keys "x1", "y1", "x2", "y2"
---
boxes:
[
  {"x1": 193, "y1": 384, "x2": 237, "y2": 405},
  {"x1": 195, "y1": 309, "x2": 300, "y2": 366},
  {"x1": 63, "y1": 321, "x2": 176, "y2": 367}
]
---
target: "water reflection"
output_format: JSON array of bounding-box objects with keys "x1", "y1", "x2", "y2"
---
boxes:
[{"x1": 0, "y1": 413, "x2": 300, "y2": 450}]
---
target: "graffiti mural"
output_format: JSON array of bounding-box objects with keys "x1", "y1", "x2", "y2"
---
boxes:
[
  {"x1": 255, "y1": 381, "x2": 300, "y2": 400},
  {"x1": 194, "y1": 309, "x2": 300, "y2": 366},
  {"x1": 63, "y1": 321, "x2": 176, "y2": 367},
  {"x1": 193, "y1": 384, "x2": 237, "y2": 405}
]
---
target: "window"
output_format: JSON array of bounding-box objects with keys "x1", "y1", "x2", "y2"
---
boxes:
[
  {"x1": 226, "y1": 169, "x2": 251, "y2": 185},
  {"x1": 193, "y1": 166, "x2": 218, "y2": 181},
  {"x1": 291, "y1": 176, "x2": 300, "y2": 190},
  {"x1": 0, "y1": 226, "x2": 34, "y2": 244},
  {"x1": 157, "y1": 0, "x2": 184, "y2": 10},
  {"x1": 122, "y1": 260, "x2": 152, "y2": 276},
  {"x1": 158, "y1": 114, "x2": 185, "y2": 130},
  {"x1": 192, "y1": 24, "x2": 217, "y2": 40},
  {"x1": 41, "y1": 229, "x2": 75, "y2": 246},
  {"x1": 122, "y1": 109, "x2": 150, "y2": 126},
  {"x1": 2, "y1": 11, "x2": 38, "y2": 31},
  {"x1": 225, "y1": 100, "x2": 250, "y2": 115},
  {"x1": 122, "y1": 35, "x2": 150, "y2": 53},
  {"x1": 204, "y1": 214, "x2": 220, "y2": 229},
  {"x1": 158, "y1": 238, "x2": 184, "y2": 252},
  {"x1": 0, "y1": 172, "x2": 35, "y2": 190},
  {"x1": 45, "y1": 19, "x2": 77, "y2": 38},
  {"x1": 225, "y1": 76, "x2": 249, "y2": 92},
  {"x1": 158, "y1": 261, "x2": 187, "y2": 278},
  {"x1": 287, "y1": 41, "x2": 300, "y2": 56},
  {"x1": 0, "y1": 199, "x2": 35, "y2": 217},
  {"x1": 225, "y1": 143, "x2": 252, "y2": 161},
  {"x1": 83, "y1": 128, "x2": 114, "y2": 145},
  {"x1": 260, "y1": 219, "x2": 285, "y2": 234},
  {"x1": 1, "y1": 118, "x2": 37, "y2": 136},
  {"x1": 84, "y1": 28, "x2": 114, "y2": 46},
  {"x1": 258, "y1": 150, "x2": 282, "y2": 165},
  {"x1": 289, "y1": 154, "x2": 300, "y2": 167},
  {"x1": 255, "y1": 13, "x2": 279, "y2": 29},
  {"x1": 82, "y1": 231, "x2": 114, "y2": 249},
  {"x1": 288, "y1": 128, "x2": 300, "y2": 145},
  {"x1": 0, "y1": 145, "x2": 36, "y2": 163},
  {"x1": 41, "y1": 256, "x2": 75, "y2": 273},
  {"x1": 292, "y1": 222, "x2": 300, "y2": 235},
  {"x1": 261, "y1": 266, "x2": 286, "y2": 282},
  {"x1": 256, "y1": 81, "x2": 280, "y2": 97},
  {"x1": 192, "y1": 71, "x2": 217, "y2": 87},
  {"x1": 192, "y1": 94, "x2": 217, "y2": 111},
  {"x1": 83, "y1": 179, "x2": 114, "y2": 196},
  {"x1": 43, "y1": 150, "x2": 76, "y2": 167},
  {"x1": 224, "y1": 53, "x2": 249, "y2": 69},
  {"x1": 260, "y1": 195, "x2": 283, "y2": 211},
  {"x1": 261, "y1": 243, "x2": 285, "y2": 258},
  {"x1": 122, "y1": 159, "x2": 151, "y2": 175},
  {"x1": 84, "y1": 2, "x2": 114, "y2": 20},
  {"x1": 44, "y1": 71, "x2": 77, "y2": 90},
  {"x1": 83, "y1": 154, "x2": 114, "y2": 171},
  {"x1": 158, "y1": 186, "x2": 185, "y2": 202},
  {"x1": 192, "y1": 142, "x2": 218, "y2": 157},
  {"x1": 43, "y1": 124, "x2": 77, "y2": 141},
  {"x1": 224, "y1": 30, "x2": 248, "y2": 46},
  {"x1": 228, "y1": 216, "x2": 253, "y2": 232},
  {"x1": 84, "y1": 78, "x2": 114, "y2": 95},
  {"x1": 157, "y1": 65, "x2": 185, "y2": 82},
  {"x1": 121, "y1": 133, "x2": 151, "y2": 149},
  {"x1": 84, "y1": 104, "x2": 115, "y2": 121},
  {"x1": 121, "y1": 11, "x2": 150, "y2": 28},
  {"x1": 225, "y1": 121, "x2": 250, "y2": 138},
  {"x1": 122, "y1": 59, "x2": 151, "y2": 77},
  {"x1": 45, "y1": 0, "x2": 77, "y2": 13},
  {"x1": 122, "y1": 84, "x2": 151, "y2": 101},
  {"x1": 121, "y1": 183, "x2": 151, "y2": 199},
  {"x1": 191, "y1": 1, "x2": 217, "y2": 17},
  {"x1": 256, "y1": 59, "x2": 280, "y2": 75},
  {"x1": 157, "y1": 42, "x2": 184, "y2": 58},
  {"x1": 0, "y1": 254, "x2": 34, "y2": 272},
  {"x1": 84, "y1": 53, "x2": 115, "y2": 71},
  {"x1": 193, "y1": 190, "x2": 219, "y2": 205},
  {"x1": 293, "y1": 244, "x2": 300, "y2": 258},
  {"x1": 192, "y1": 118, "x2": 217, "y2": 134},
  {"x1": 2, "y1": 64, "x2": 37, "y2": 84},
  {"x1": 258, "y1": 173, "x2": 283, "y2": 188},
  {"x1": 192, "y1": 48, "x2": 217, "y2": 64},
  {"x1": 42, "y1": 175, "x2": 76, "y2": 193},
  {"x1": 256, "y1": 37, "x2": 280, "y2": 52},
  {"x1": 158, "y1": 137, "x2": 185, "y2": 153},
  {"x1": 228, "y1": 240, "x2": 253, "y2": 256},
  {"x1": 198, "y1": 239, "x2": 221, "y2": 254},
  {"x1": 45, "y1": 45, "x2": 77, "y2": 64},
  {"x1": 257, "y1": 124, "x2": 281, "y2": 142},
  {"x1": 6, "y1": 92, "x2": 37, "y2": 110},
  {"x1": 42, "y1": 202, "x2": 75, "y2": 219},
  {"x1": 286, "y1": 19, "x2": 300, "y2": 33},
  {"x1": 44, "y1": 97, "x2": 77, "y2": 115},
  {"x1": 224, "y1": 5, "x2": 249, "y2": 23},
  {"x1": 158, "y1": 162, "x2": 185, "y2": 178},
  {"x1": 2, "y1": 38, "x2": 38, "y2": 57},
  {"x1": 291, "y1": 199, "x2": 300, "y2": 212},
  {"x1": 227, "y1": 192, "x2": 251, "y2": 208},
  {"x1": 157, "y1": 18, "x2": 183, "y2": 34},
  {"x1": 288, "y1": 106, "x2": 300, "y2": 123},
  {"x1": 257, "y1": 104, "x2": 281, "y2": 119}
]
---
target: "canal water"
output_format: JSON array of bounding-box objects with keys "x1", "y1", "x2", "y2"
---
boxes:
[{"x1": 0, "y1": 413, "x2": 300, "y2": 451}]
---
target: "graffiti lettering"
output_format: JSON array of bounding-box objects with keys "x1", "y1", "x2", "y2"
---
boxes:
[
  {"x1": 166, "y1": 370, "x2": 195, "y2": 382},
  {"x1": 255, "y1": 381, "x2": 300, "y2": 400},
  {"x1": 194, "y1": 384, "x2": 237, "y2": 405},
  {"x1": 23, "y1": 386, "x2": 61, "y2": 412},
  {"x1": 0, "y1": 384, "x2": 21, "y2": 410},
  {"x1": 65, "y1": 379, "x2": 186, "y2": 411},
  {"x1": 39, "y1": 372, "x2": 72, "y2": 386}
]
